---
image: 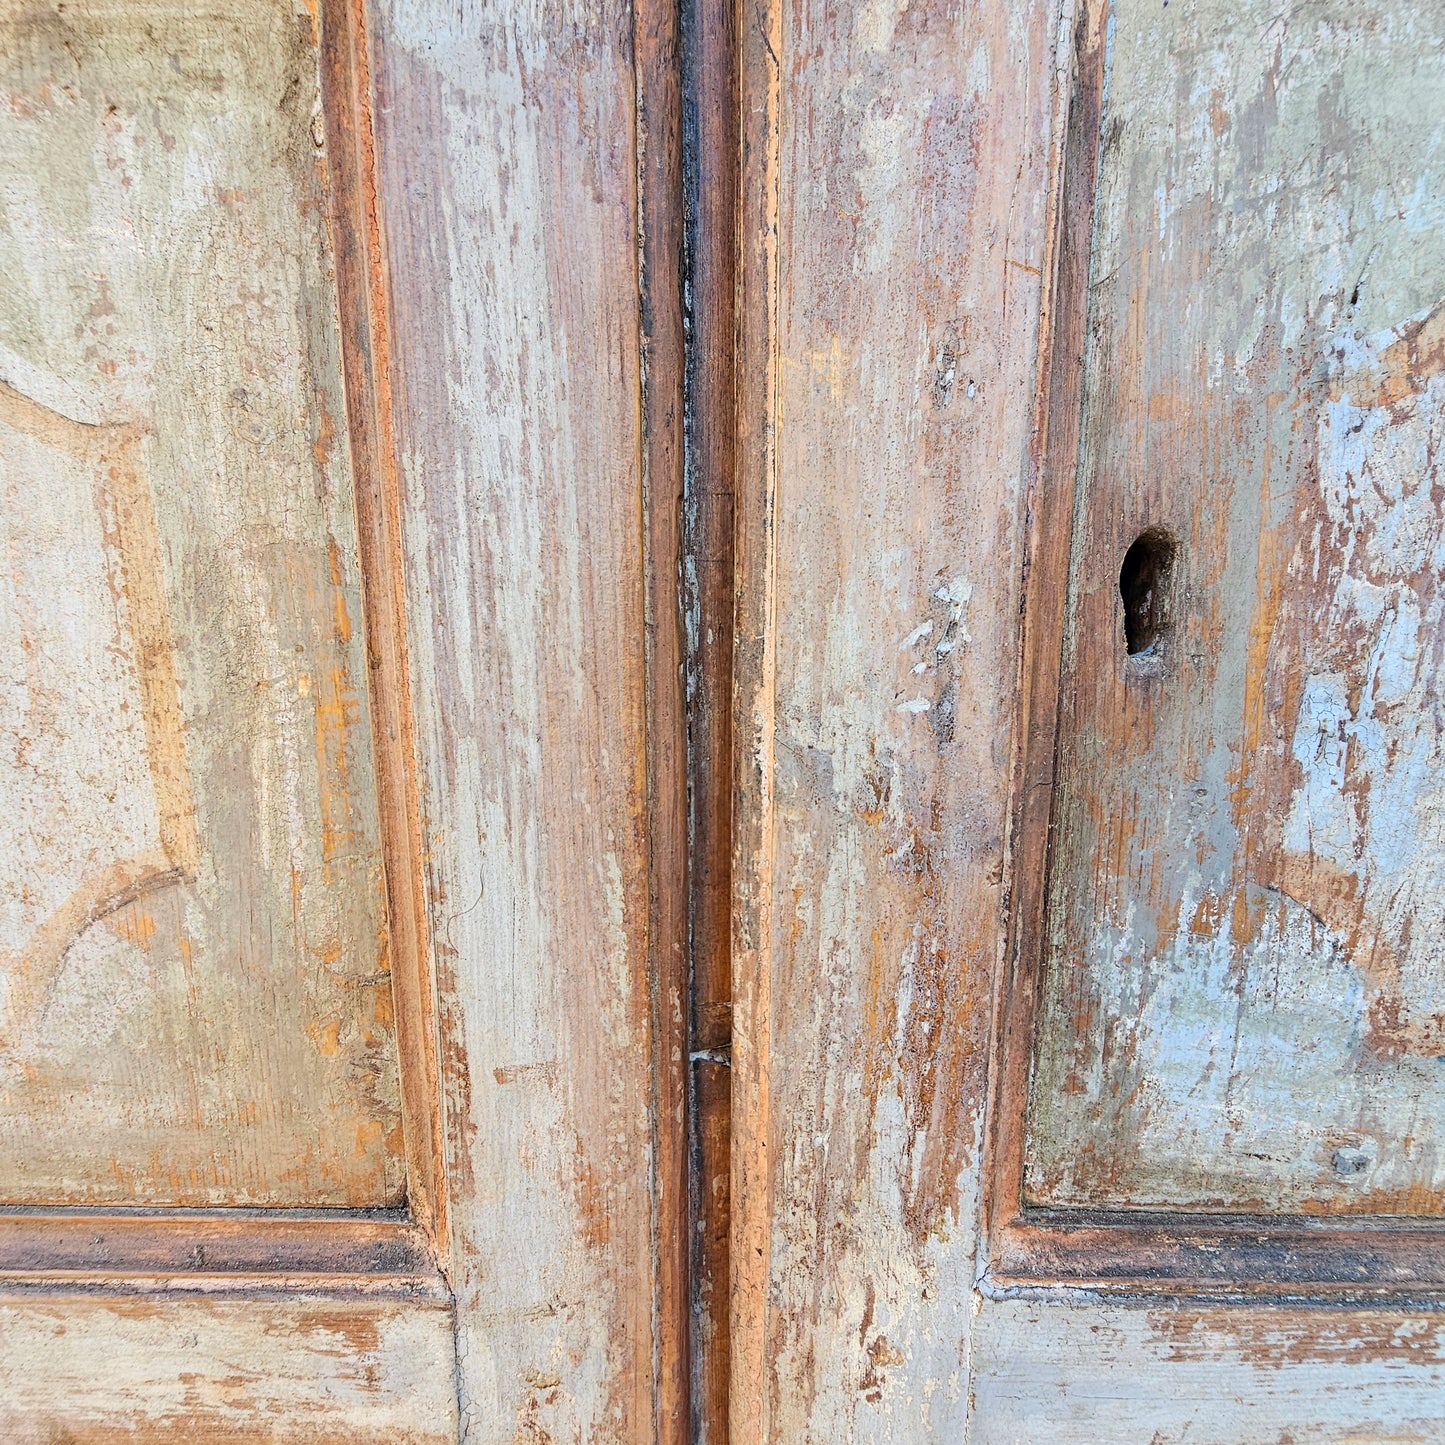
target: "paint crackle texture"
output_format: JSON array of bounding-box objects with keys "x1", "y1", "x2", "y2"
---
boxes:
[{"x1": 0, "y1": 0, "x2": 402, "y2": 1207}]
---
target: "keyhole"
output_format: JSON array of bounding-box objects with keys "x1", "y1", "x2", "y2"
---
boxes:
[{"x1": 1119, "y1": 527, "x2": 1176, "y2": 657}]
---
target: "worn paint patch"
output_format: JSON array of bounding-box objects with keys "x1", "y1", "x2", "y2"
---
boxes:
[
  {"x1": 0, "y1": 0, "x2": 401, "y2": 1206},
  {"x1": 1027, "y1": 0, "x2": 1445, "y2": 1213},
  {"x1": 0, "y1": 1293, "x2": 457, "y2": 1441}
]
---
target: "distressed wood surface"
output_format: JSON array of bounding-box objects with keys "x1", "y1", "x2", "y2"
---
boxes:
[
  {"x1": 0, "y1": 1208, "x2": 437, "y2": 1280},
  {"x1": 318, "y1": 0, "x2": 449, "y2": 1247},
  {"x1": 1028, "y1": 0, "x2": 1445, "y2": 1217},
  {"x1": 12, "y1": 0, "x2": 1445, "y2": 1433},
  {"x1": 681, "y1": 0, "x2": 738, "y2": 1428},
  {"x1": 733, "y1": 0, "x2": 1445, "y2": 1436},
  {"x1": 971, "y1": 1300, "x2": 1445, "y2": 1444},
  {"x1": 635, "y1": 0, "x2": 692, "y2": 1429},
  {"x1": 368, "y1": 0, "x2": 683, "y2": 1437},
  {"x1": 731, "y1": 0, "x2": 1058, "y2": 1434},
  {"x1": 0, "y1": 0, "x2": 402, "y2": 1207},
  {"x1": 0, "y1": 1291, "x2": 458, "y2": 1442}
]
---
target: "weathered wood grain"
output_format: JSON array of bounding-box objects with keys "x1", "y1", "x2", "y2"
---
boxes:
[
  {"x1": 730, "y1": 0, "x2": 1059, "y2": 1434},
  {"x1": 0, "y1": 0, "x2": 402, "y2": 1207},
  {"x1": 0, "y1": 1291, "x2": 458, "y2": 1441},
  {"x1": 681, "y1": 0, "x2": 739, "y2": 1428},
  {"x1": 1027, "y1": 0, "x2": 1445, "y2": 1216},
  {"x1": 971, "y1": 1299, "x2": 1445, "y2": 1444},
  {"x1": 368, "y1": 0, "x2": 682, "y2": 1436}
]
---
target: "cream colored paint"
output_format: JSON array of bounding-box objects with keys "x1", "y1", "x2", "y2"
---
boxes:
[
  {"x1": 0, "y1": 1293, "x2": 458, "y2": 1442},
  {"x1": 0, "y1": 0, "x2": 401, "y2": 1206}
]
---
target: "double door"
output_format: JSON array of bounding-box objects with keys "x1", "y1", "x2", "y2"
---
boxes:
[{"x1": 3, "y1": 0, "x2": 1444, "y2": 1440}]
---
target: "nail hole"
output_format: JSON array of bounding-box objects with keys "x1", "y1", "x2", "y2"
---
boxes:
[
  {"x1": 1119, "y1": 527, "x2": 1177, "y2": 658},
  {"x1": 1332, "y1": 1146, "x2": 1370, "y2": 1177}
]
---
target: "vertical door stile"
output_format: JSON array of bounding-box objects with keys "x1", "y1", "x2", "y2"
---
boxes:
[
  {"x1": 633, "y1": 0, "x2": 692, "y2": 1432},
  {"x1": 681, "y1": 0, "x2": 742, "y2": 1432},
  {"x1": 730, "y1": 0, "x2": 784, "y2": 1433},
  {"x1": 364, "y1": 0, "x2": 687, "y2": 1433}
]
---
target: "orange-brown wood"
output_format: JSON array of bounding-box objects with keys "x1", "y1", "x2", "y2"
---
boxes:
[
  {"x1": 635, "y1": 0, "x2": 693, "y2": 1429},
  {"x1": 984, "y1": 0, "x2": 1108, "y2": 1286},
  {"x1": 730, "y1": 0, "x2": 782, "y2": 1430},
  {"x1": 0, "y1": 1209, "x2": 437, "y2": 1287},
  {"x1": 318, "y1": 0, "x2": 448, "y2": 1256},
  {"x1": 681, "y1": 0, "x2": 740, "y2": 1431}
]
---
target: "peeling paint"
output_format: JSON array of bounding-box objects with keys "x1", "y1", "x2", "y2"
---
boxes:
[
  {"x1": 0, "y1": 0, "x2": 401, "y2": 1206},
  {"x1": 1029, "y1": 0, "x2": 1445, "y2": 1215}
]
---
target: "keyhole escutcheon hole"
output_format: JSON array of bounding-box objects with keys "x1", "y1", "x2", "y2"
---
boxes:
[{"x1": 1119, "y1": 527, "x2": 1177, "y2": 657}]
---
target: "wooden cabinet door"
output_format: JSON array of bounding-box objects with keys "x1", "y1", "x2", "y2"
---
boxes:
[
  {"x1": 728, "y1": 0, "x2": 1445, "y2": 1438},
  {"x1": 15, "y1": 0, "x2": 1445, "y2": 1438},
  {"x1": 0, "y1": 0, "x2": 683, "y2": 1438},
  {"x1": 0, "y1": 0, "x2": 457, "y2": 1434}
]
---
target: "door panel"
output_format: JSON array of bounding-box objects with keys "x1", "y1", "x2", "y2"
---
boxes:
[
  {"x1": 0, "y1": 1294, "x2": 458, "y2": 1443},
  {"x1": 0, "y1": 0, "x2": 401, "y2": 1208},
  {"x1": 970, "y1": 1300, "x2": 1445, "y2": 1444},
  {"x1": 0, "y1": 0, "x2": 465, "y2": 1434},
  {"x1": 1027, "y1": 0, "x2": 1445, "y2": 1218},
  {"x1": 988, "y1": 0, "x2": 1445, "y2": 1297},
  {"x1": 14, "y1": 0, "x2": 1445, "y2": 1433},
  {"x1": 730, "y1": 0, "x2": 1445, "y2": 1436}
]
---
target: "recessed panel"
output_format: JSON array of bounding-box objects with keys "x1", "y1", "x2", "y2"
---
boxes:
[
  {"x1": 0, "y1": 0, "x2": 402, "y2": 1205},
  {"x1": 1026, "y1": 0, "x2": 1445, "y2": 1213}
]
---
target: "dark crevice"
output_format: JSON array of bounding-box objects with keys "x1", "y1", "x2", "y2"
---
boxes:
[{"x1": 1119, "y1": 527, "x2": 1177, "y2": 657}]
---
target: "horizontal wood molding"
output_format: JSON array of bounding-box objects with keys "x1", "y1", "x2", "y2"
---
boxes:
[
  {"x1": 0, "y1": 1209, "x2": 441, "y2": 1293},
  {"x1": 990, "y1": 1211, "x2": 1445, "y2": 1299}
]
